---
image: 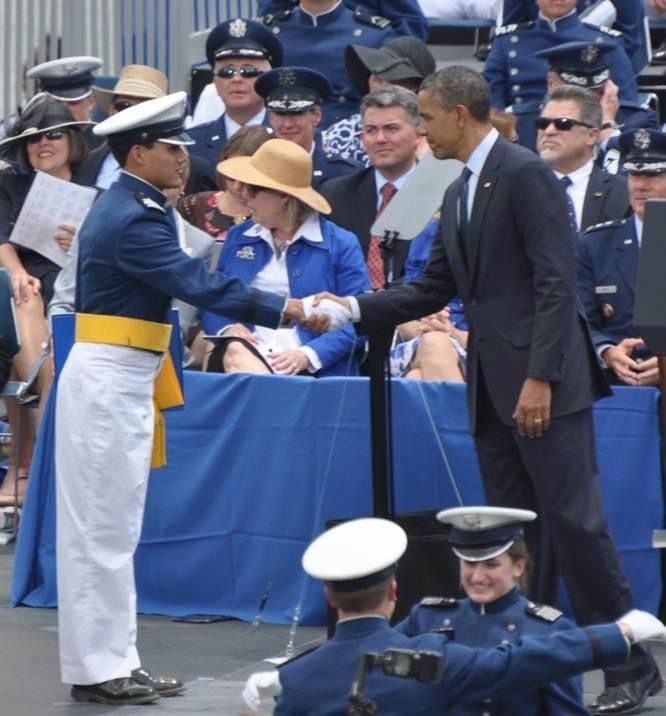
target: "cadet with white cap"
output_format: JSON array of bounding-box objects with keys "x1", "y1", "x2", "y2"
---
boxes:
[
  {"x1": 397, "y1": 506, "x2": 590, "y2": 715},
  {"x1": 243, "y1": 516, "x2": 666, "y2": 715},
  {"x1": 54, "y1": 90, "x2": 306, "y2": 706}
]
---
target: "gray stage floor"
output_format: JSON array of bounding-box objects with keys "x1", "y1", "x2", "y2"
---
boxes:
[{"x1": 3, "y1": 543, "x2": 666, "y2": 715}]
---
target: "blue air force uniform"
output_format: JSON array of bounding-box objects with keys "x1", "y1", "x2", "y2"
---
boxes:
[
  {"x1": 483, "y1": 13, "x2": 638, "y2": 149},
  {"x1": 396, "y1": 589, "x2": 588, "y2": 715},
  {"x1": 576, "y1": 217, "x2": 643, "y2": 356},
  {"x1": 187, "y1": 113, "x2": 273, "y2": 167},
  {"x1": 260, "y1": 3, "x2": 399, "y2": 128}
]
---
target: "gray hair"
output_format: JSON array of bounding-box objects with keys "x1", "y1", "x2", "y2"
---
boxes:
[
  {"x1": 360, "y1": 85, "x2": 420, "y2": 127},
  {"x1": 544, "y1": 85, "x2": 602, "y2": 129},
  {"x1": 420, "y1": 66, "x2": 490, "y2": 122}
]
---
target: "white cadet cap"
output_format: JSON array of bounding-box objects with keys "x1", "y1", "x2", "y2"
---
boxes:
[
  {"x1": 93, "y1": 91, "x2": 194, "y2": 146},
  {"x1": 302, "y1": 518, "x2": 407, "y2": 592},
  {"x1": 27, "y1": 56, "x2": 102, "y2": 101},
  {"x1": 436, "y1": 506, "x2": 537, "y2": 562}
]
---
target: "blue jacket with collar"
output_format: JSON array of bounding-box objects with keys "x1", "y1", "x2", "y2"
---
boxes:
[
  {"x1": 201, "y1": 215, "x2": 370, "y2": 376},
  {"x1": 396, "y1": 588, "x2": 587, "y2": 715}
]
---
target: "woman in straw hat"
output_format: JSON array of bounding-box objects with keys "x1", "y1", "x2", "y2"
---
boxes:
[
  {"x1": 0, "y1": 93, "x2": 94, "y2": 504},
  {"x1": 202, "y1": 137, "x2": 370, "y2": 376}
]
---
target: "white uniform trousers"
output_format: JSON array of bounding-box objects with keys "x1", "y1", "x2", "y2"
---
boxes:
[{"x1": 55, "y1": 342, "x2": 161, "y2": 685}]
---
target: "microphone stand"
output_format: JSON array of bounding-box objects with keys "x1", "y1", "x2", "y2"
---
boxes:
[{"x1": 366, "y1": 230, "x2": 400, "y2": 518}]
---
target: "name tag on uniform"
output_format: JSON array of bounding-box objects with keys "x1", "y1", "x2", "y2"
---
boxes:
[
  {"x1": 236, "y1": 246, "x2": 255, "y2": 260},
  {"x1": 595, "y1": 285, "x2": 617, "y2": 294}
]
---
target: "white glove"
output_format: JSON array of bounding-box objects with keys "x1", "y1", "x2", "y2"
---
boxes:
[
  {"x1": 302, "y1": 295, "x2": 352, "y2": 331},
  {"x1": 242, "y1": 670, "x2": 282, "y2": 711},
  {"x1": 617, "y1": 609, "x2": 666, "y2": 643}
]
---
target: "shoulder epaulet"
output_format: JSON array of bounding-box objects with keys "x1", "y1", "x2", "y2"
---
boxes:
[
  {"x1": 260, "y1": 8, "x2": 293, "y2": 25},
  {"x1": 135, "y1": 192, "x2": 166, "y2": 213},
  {"x1": 526, "y1": 602, "x2": 563, "y2": 622},
  {"x1": 277, "y1": 644, "x2": 320, "y2": 669},
  {"x1": 494, "y1": 21, "x2": 534, "y2": 36},
  {"x1": 419, "y1": 596, "x2": 458, "y2": 608},
  {"x1": 353, "y1": 8, "x2": 391, "y2": 30},
  {"x1": 584, "y1": 218, "x2": 628, "y2": 234},
  {"x1": 584, "y1": 22, "x2": 623, "y2": 38}
]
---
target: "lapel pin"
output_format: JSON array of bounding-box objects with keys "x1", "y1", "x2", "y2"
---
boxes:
[
  {"x1": 483, "y1": 181, "x2": 492, "y2": 188},
  {"x1": 594, "y1": 192, "x2": 603, "y2": 198},
  {"x1": 623, "y1": 239, "x2": 632, "y2": 244},
  {"x1": 602, "y1": 303, "x2": 614, "y2": 318}
]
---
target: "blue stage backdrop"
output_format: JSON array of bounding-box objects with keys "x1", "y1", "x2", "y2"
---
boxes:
[{"x1": 10, "y1": 373, "x2": 663, "y2": 626}]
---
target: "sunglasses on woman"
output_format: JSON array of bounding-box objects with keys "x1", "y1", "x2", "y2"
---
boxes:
[
  {"x1": 26, "y1": 129, "x2": 67, "y2": 144},
  {"x1": 112, "y1": 100, "x2": 136, "y2": 112},
  {"x1": 534, "y1": 117, "x2": 595, "y2": 132},
  {"x1": 215, "y1": 65, "x2": 264, "y2": 79}
]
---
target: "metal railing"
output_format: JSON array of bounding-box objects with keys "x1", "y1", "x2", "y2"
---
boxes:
[{"x1": 1, "y1": 0, "x2": 257, "y2": 128}]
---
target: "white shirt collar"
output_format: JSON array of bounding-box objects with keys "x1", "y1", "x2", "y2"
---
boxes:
[
  {"x1": 466, "y1": 127, "x2": 499, "y2": 178},
  {"x1": 120, "y1": 170, "x2": 166, "y2": 198},
  {"x1": 538, "y1": 8, "x2": 576, "y2": 31},
  {"x1": 634, "y1": 214, "x2": 643, "y2": 246},
  {"x1": 373, "y1": 164, "x2": 416, "y2": 196},
  {"x1": 224, "y1": 108, "x2": 266, "y2": 139},
  {"x1": 244, "y1": 211, "x2": 323, "y2": 245},
  {"x1": 300, "y1": 0, "x2": 342, "y2": 19}
]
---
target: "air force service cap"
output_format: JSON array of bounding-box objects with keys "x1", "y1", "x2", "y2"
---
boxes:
[
  {"x1": 27, "y1": 56, "x2": 103, "y2": 101},
  {"x1": 620, "y1": 128, "x2": 666, "y2": 175},
  {"x1": 437, "y1": 506, "x2": 537, "y2": 562},
  {"x1": 255, "y1": 67, "x2": 332, "y2": 114},
  {"x1": 534, "y1": 41, "x2": 616, "y2": 90},
  {"x1": 302, "y1": 518, "x2": 407, "y2": 593},
  {"x1": 93, "y1": 91, "x2": 194, "y2": 146},
  {"x1": 206, "y1": 18, "x2": 283, "y2": 68}
]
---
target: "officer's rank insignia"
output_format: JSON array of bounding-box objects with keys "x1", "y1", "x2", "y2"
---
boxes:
[
  {"x1": 420, "y1": 596, "x2": 457, "y2": 608},
  {"x1": 229, "y1": 18, "x2": 247, "y2": 38},
  {"x1": 136, "y1": 193, "x2": 165, "y2": 213},
  {"x1": 236, "y1": 246, "x2": 255, "y2": 260},
  {"x1": 634, "y1": 128, "x2": 651, "y2": 151},
  {"x1": 526, "y1": 603, "x2": 563, "y2": 622},
  {"x1": 581, "y1": 45, "x2": 598, "y2": 64},
  {"x1": 278, "y1": 69, "x2": 297, "y2": 86}
]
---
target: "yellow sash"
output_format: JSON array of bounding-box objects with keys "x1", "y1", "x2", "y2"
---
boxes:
[{"x1": 75, "y1": 313, "x2": 185, "y2": 468}]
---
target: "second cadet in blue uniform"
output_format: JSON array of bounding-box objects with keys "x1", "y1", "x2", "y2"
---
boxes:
[
  {"x1": 253, "y1": 66, "x2": 360, "y2": 189},
  {"x1": 260, "y1": 0, "x2": 399, "y2": 128},
  {"x1": 484, "y1": 0, "x2": 639, "y2": 149},
  {"x1": 577, "y1": 128, "x2": 666, "y2": 389},
  {"x1": 187, "y1": 18, "x2": 282, "y2": 168},
  {"x1": 241, "y1": 517, "x2": 658, "y2": 715},
  {"x1": 397, "y1": 506, "x2": 589, "y2": 716}
]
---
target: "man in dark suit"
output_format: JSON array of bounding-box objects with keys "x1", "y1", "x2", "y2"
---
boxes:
[
  {"x1": 536, "y1": 84, "x2": 629, "y2": 233},
  {"x1": 577, "y1": 128, "x2": 666, "y2": 388},
  {"x1": 320, "y1": 84, "x2": 425, "y2": 288},
  {"x1": 311, "y1": 66, "x2": 661, "y2": 715}
]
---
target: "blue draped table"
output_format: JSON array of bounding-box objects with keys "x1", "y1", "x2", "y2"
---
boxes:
[{"x1": 10, "y1": 373, "x2": 663, "y2": 625}]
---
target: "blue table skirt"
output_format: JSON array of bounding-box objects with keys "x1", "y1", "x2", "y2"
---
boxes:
[{"x1": 10, "y1": 372, "x2": 663, "y2": 625}]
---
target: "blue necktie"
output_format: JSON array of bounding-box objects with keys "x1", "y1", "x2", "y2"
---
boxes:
[{"x1": 560, "y1": 175, "x2": 578, "y2": 240}]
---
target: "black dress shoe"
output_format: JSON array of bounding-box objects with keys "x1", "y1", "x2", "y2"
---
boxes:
[
  {"x1": 588, "y1": 667, "x2": 663, "y2": 714},
  {"x1": 71, "y1": 677, "x2": 160, "y2": 704},
  {"x1": 131, "y1": 667, "x2": 186, "y2": 696}
]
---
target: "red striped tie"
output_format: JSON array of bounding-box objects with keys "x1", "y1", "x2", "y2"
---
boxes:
[{"x1": 368, "y1": 182, "x2": 397, "y2": 289}]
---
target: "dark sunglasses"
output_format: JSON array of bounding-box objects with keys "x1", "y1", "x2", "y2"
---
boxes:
[
  {"x1": 112, "y1": 100, "x2": 136, "y2": 112},
  {"x1": 535, "y1": 117, "x2": 595, "y2": 132},
  {"x1": 26, "y1": 129, "x2": 67, "y2": 144},
  {"x1": 215, "y1": 65, "x2": 264, "y2": 79}
]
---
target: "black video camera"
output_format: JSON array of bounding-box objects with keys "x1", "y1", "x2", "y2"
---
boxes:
[{"x1": 347, "y1": 648, "x2": 443, "y2": 715}]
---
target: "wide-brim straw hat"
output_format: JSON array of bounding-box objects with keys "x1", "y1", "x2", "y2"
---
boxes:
[
  {"x1": 217, "y1": 138, "x2": 331, "y2": 215},
  {"x1": 92, "y1": 64, "x2": 168, "y2": 115},
  {"x1": 0, "y1": 93, "x2": 93, "y2": 150}
]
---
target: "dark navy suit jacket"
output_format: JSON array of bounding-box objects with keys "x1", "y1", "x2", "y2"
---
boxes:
[{"x1": 355, "y1": 136, "x2": 609, "y2": 432}]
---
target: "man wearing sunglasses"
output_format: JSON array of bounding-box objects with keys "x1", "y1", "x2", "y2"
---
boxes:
[
  {"x1": 536, "y1": 85, "x2": 629, "y2": 234},
  {"x1": 577, "y1": 128, "x2": 666, "y2": 393},
  {"x1": 187, "y1": 19, "x2": 282, "y2": 169},
  {"x1": 483, "y1": 0, "x2": 638, "y2": 149}
]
